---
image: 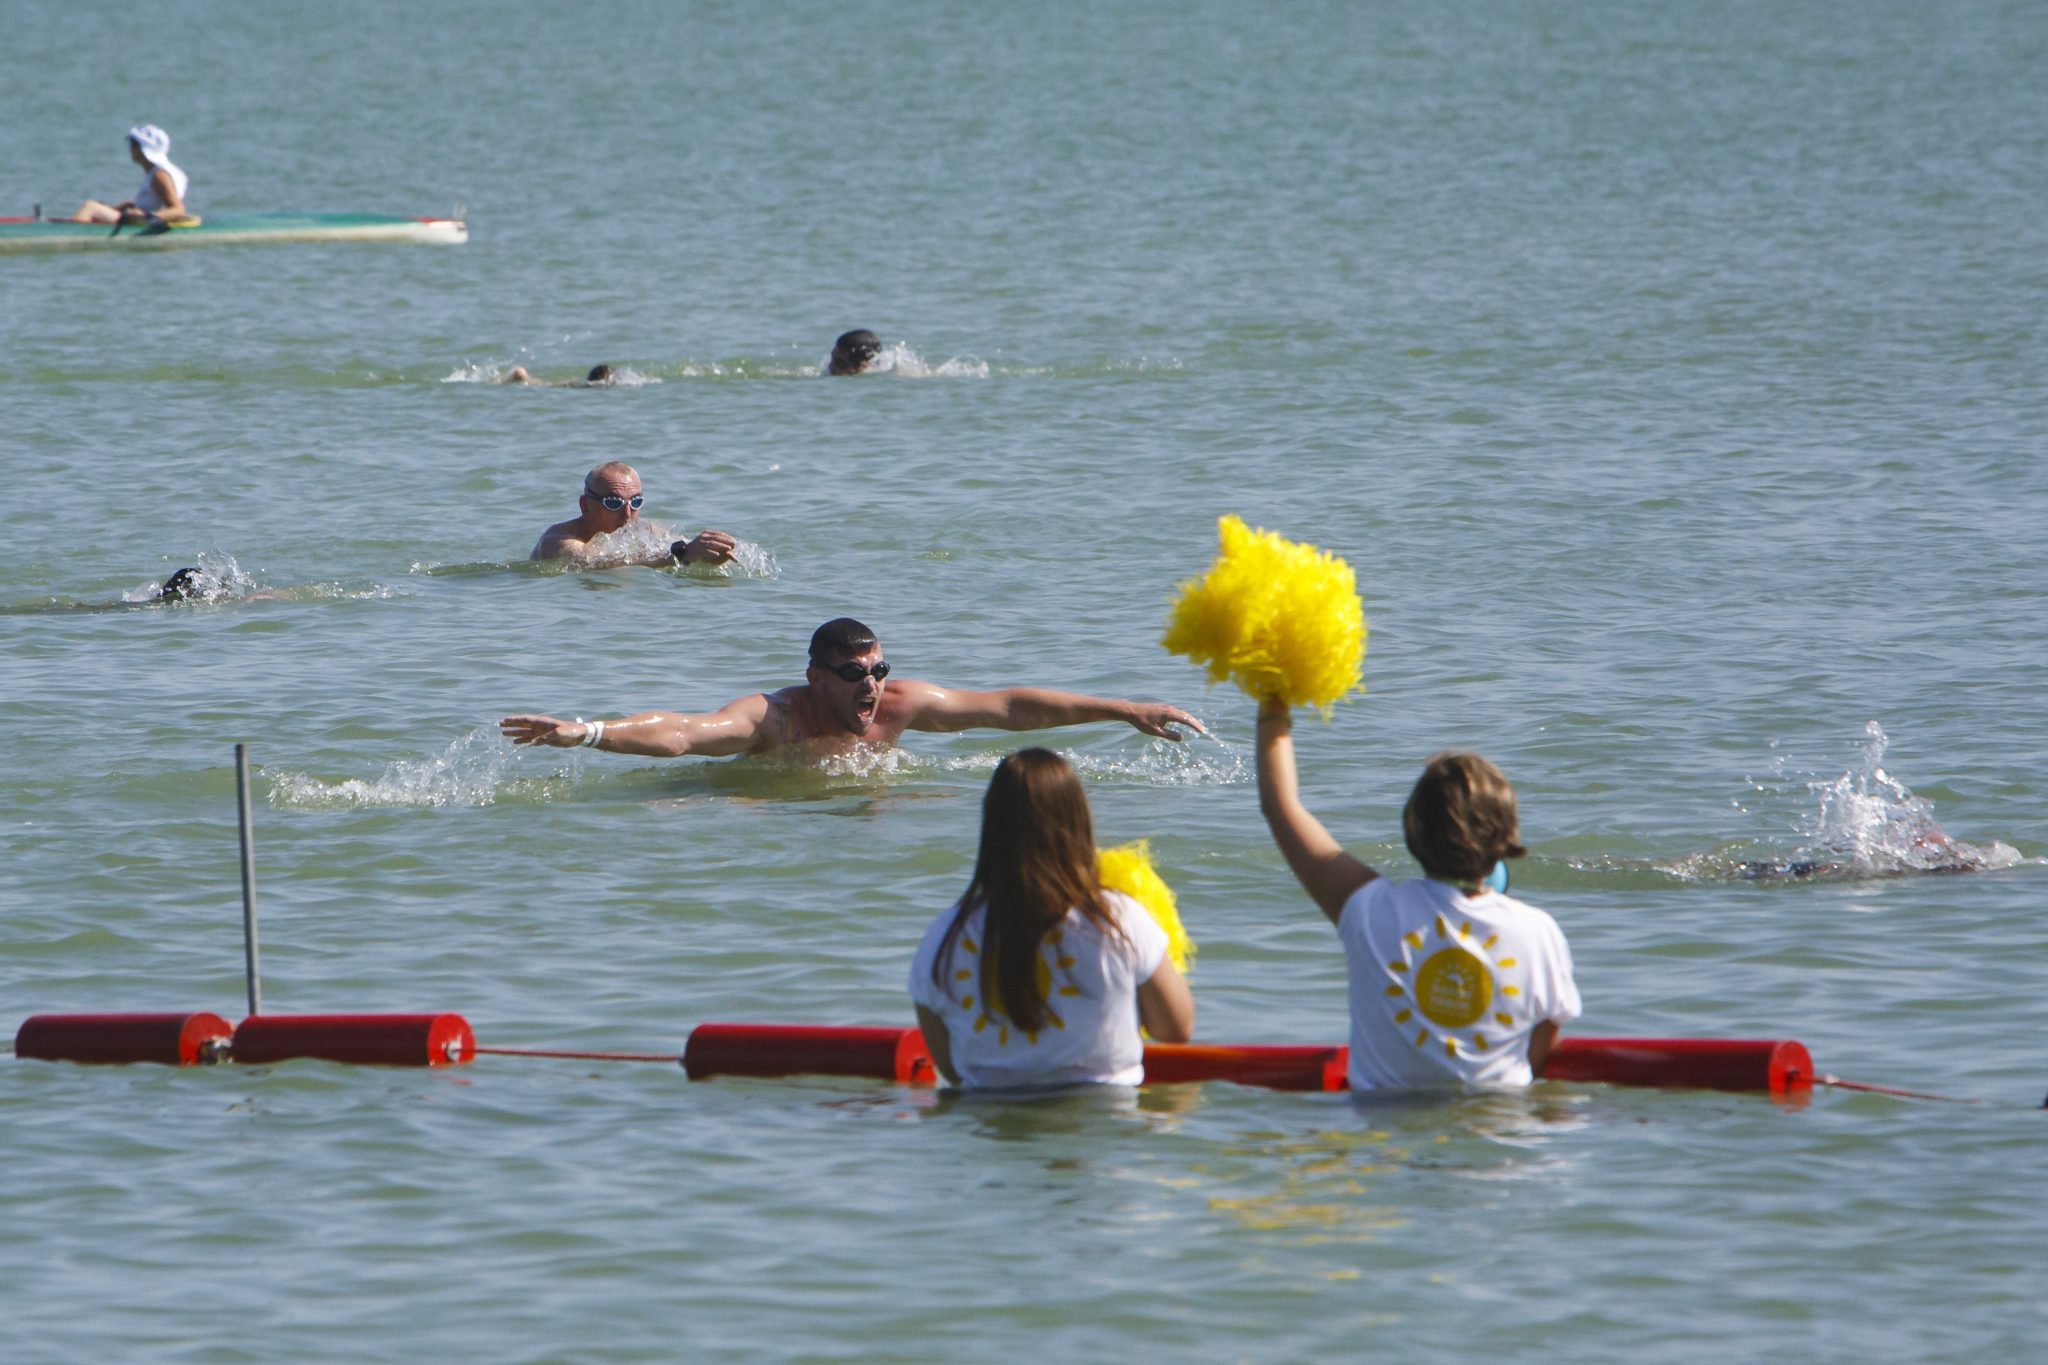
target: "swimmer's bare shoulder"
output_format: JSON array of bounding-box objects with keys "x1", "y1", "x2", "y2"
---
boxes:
[{"x1": 532, "y1": 520, "x2": 584, "y2": 561}]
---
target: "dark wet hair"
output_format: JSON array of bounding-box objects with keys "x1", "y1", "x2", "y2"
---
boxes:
[
  {"x1": 829, "y1": 329, "x2": 882, "y2": 374},
  {"x1": 157, "y1": 567, "x2": 202, "y2": 602},
  {"x1": 585, "y1": 364, "x2": 618, "y2": 385},
  {"x1": 1402, "y1": 752, "x2": 1526, "y2": 884},
  {"x1": 808, "y1": 617, "x2": 878, "y2": 665}
]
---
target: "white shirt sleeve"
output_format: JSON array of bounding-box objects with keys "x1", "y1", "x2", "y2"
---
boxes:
[{"x1": 1108, "y1": 892, "x2": 1170, "y2": 980}]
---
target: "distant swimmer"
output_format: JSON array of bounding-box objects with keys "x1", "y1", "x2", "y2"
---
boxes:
[
  {"x1": 531, "y1": 461, "x2": 738, "y2": 569},
  {"x1": 67, "y1": 125, "x2": 192, "y2": 226},
  {"x1": 827, "y1": 330, "x2": 883, "y2": 376},
  {"x1": 156, "y1": 567, "x2": 206, "y2": 602},
  {"x1": 500, "y1": 616, "x2": 1203, "y2": 762},
  {"x1": 500, "y1": 364, "x2": 620, "y2": 387},
  {"x1": 1736, "y1": 825, "x2": 1986, "y2": 881}
]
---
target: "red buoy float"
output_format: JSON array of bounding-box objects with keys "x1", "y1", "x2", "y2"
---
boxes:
[
  {"x1": 231, "y1": 1013, "x2": 475, "y2": 1067},
  {"x1": 14, "y1": 1011, "x2": 234, "y2": 1066},
  {"x1": 1543, "y1": 1036, "x2": 1813, "y2": 1094},
  {"x1": 684, "y1": 1023, "x2": 935, "y2": 1083},
  {"x1": 1140, "y1": 1042, "x2": 1348, "y2": 1091},
  {"x1": 680, "y1": 1024, "x2": 1816, "y2": 1095}
]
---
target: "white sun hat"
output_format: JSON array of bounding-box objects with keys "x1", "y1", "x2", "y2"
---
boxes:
[{"x1": 127, "y1": 124, "x2": 173, "y2": 168}]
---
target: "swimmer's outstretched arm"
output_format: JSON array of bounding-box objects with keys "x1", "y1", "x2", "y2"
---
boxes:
[
  {"x1": 899, "y1": 681, "x2": 1203, "y2": 740},
  {"x1": 1255, "y1": 695, "x2": 1377, "y2": 925},
  {"x1": 500, "y1": 694, "x2": 773, "y2": 758}
]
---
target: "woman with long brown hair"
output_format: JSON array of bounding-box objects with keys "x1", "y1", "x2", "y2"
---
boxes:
[{"x1": 909, "y1": 748, "x2": 1193, "y2": 1088}]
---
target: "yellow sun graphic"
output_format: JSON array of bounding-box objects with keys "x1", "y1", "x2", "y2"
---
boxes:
[
  {"x1": 952, "y1": 928, "x2": 1080, "y2": 1047},
  {"x1": 1382, "y1": 912, "x2": 1521, "y2": 1058}
]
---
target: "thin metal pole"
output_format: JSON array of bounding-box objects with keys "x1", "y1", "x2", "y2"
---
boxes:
[{"x1": 235, "y1": 743, "x2": 262, "y2": 1017}]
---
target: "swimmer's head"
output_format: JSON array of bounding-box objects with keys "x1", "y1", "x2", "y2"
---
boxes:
[
  {"x1": 1402, "y1": 752, "x2": 1526, "y2": 885},
  {"x1": 829, "y1": 330, "x2": 883, "y2": 375},
  {"x1": 808, "y1": 616, "x2": 879, "y2": 667},
  {"x1": 585, "y1": 364, "x2": 619, "y2": 386},
  {"x1": 156, "y1": 567, "x2": 203, "y2": 602}
]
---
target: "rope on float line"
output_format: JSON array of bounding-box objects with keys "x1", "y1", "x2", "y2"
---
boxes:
[
  {"x1": 1815, "y1": 1074, "x2": 1979, "y2": 1105},
  {"x1": 472, "y1": 1045, "x2": 677, "y2": 1064}
]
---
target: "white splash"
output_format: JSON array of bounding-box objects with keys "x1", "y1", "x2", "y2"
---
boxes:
[
  {"x1": 1665, "y1": 722, "x2": 2025, "y2": 881},
  {"x1": 818, "y1": 341, "x2": 989, "y2": 379},
  {"x1": 268, "y1": 727, "x2": 568, "y2": 809},
  {"x1": 1796, "y1": 722, "x2": 2020, "y2": 876}
]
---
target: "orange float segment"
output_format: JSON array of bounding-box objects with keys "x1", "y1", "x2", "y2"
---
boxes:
[
  {"x1": 14, "y1": 1011, "x2": 233, "y2": 1066},
  {"x1": 230, "y1": 1013, "x2": 475, "y2": 1067},
  {"x1": 1543, "y1": 1036, "x2": 1813, "y2": 1095}
]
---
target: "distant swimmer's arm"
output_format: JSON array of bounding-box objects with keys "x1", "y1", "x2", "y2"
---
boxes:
[
  {"x1": 500, "y1": 694, "x2": 775, "y2": 758},
  {"x1": 899, "y1": 681, "x2": 1203, "y2": 741},
  {"x1": 1255, "y1": 695, "x2": 1376, "y2": 925}
]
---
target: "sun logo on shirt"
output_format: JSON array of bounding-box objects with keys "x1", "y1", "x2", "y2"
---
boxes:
[
  {"x1": 1383, "y1": 912, "x2": 1521, "y2": 1058},
  {"x1": 951, "y1": 928, "x2": 1081, "y2": 1047}
]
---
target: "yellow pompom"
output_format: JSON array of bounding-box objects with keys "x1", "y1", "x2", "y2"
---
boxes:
[
  {"x1": 1162, "y1": 515, "x2": 1366, "y2": 716},
  {"x1": 1097, "y1": 839, "x2": 1193, "y2": 974}
]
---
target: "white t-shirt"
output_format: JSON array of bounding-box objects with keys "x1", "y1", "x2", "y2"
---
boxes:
[
  {"x1": 908, "y1": 890, "x2": 1168, "y2": 1089},
  {"x1": 135, "y1": 159, "x2": 189, "y2": 212},
  {"x1": 1338, "y1": 877, "x2": 1580, "y2": 1091}
]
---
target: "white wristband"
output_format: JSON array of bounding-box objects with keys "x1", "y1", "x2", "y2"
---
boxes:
[{"x1": 582, "y1": 720, "x2": 605, "y2": 748}]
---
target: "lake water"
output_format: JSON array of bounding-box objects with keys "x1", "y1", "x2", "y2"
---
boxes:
[{"x1": 4, "y1": 1, "x2": 2046, "y2": 1360}]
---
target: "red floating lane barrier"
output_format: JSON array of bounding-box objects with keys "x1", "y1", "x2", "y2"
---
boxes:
[
  {"x1": 681, "y1": 1025, "x2": 1347, "y2": 1092},
  {"x1": 1140, "y1": 1043, "x2": 1349, "y2": 1092},
  {"x1": 14, "y1": 1012, "x2": 234, "y2": 1066},
  {"x1": 683, "y1": 1023, "x2": 935, "y2": 1084},
  {"x1": 231, "y1": 1013, "x2": 475, "y2": 1067},
  {"x1": 1543, "y1": 1036, "x2": 1813, "y2": 1094},
  {"x1": 680, "y1": 1025, "x2": 1818, "y2": 1097}
]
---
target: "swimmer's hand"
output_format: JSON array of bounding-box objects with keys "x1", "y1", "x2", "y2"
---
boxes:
[
  {"x1": 499, "y1": 714, "x2": 588, "y2": 747},
  {"x1": 672, "y1": 530, "x2": 738, "y2": 567},
  {"x1": 1129, "y1": 704, "x2": 1205, "y2": 741}
]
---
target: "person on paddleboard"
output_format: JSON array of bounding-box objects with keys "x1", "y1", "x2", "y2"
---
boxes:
[
  {"x1": 531, "y1": 461, "x2": 738, "y2": 569},
  {"x1": 909, "y1": 748, "x2": 1195, "y2": 1089},
  {"x1": 67, "y1": 125, "x2": 192, "y2": 226},
  {"x1": 501, "y1": 616, "x2": 1203, "y2": 762},
  {"x1": 1254, "y1": 695, "x2": 1579, "y2": 1091},
  {"x1": 826, "y1": 329, "x2": 884, "y2": 375}
]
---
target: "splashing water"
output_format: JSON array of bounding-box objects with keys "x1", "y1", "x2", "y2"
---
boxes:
[
  {"x1": 268, "y1": 727, "x2": 572, "y2": 809},
  {"x1": 123, "y1": 550, "x2": 254, "y2": 604},
  {"x1": 816, "y1": 341, "x2": 989, "y2": 380},
  {"x1": 1665, "y1": 722, "x2": 2022, "y2": 882},
  {"x1": 118, "y1": 551, "x2": 395, "y2": 606},
  {"x1": 546, "y1": 520, "x2": 779, "y2": 578}
]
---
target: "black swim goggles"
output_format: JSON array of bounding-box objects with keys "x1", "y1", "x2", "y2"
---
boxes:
[
  {"x1": 817, "y1": 658, "x2": 890, "y2": 683},
  {"x1": 591, "y1": 492, "x2": 645, "y2": 511}
]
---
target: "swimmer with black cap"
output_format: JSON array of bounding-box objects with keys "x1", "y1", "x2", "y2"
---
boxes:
[
  {"x1": 155, "y1": 566, "x2": 205, "y2": 602},
  {"x1": 828, "y1": 330, "x2": 884, "y2": 376}
]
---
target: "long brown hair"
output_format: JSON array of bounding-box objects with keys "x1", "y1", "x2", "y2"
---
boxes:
[{"x1": 932, "y1": 749, "x2": 1125, "y2": 1033}]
